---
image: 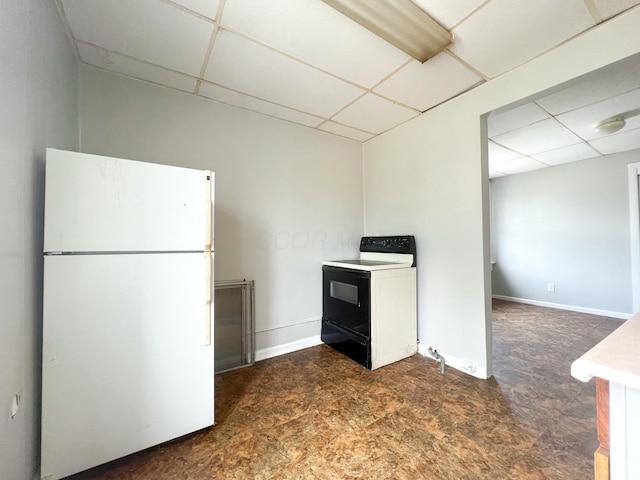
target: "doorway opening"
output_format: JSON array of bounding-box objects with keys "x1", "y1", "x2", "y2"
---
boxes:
[
  {"x1": 629, "y1": 162, "x2": 640, "y2": 312},
  {"x1": 485, "y1": 54, "x2": 640, "y2": 375}
]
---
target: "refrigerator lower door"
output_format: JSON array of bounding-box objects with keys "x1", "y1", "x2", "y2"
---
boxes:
[{"x1": 41, "y1": 253, "x2": 214, "y2": 480}]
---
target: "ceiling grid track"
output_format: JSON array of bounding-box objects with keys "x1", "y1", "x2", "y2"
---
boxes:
[
  {"x1": 161, "y1": 0, "x2": 218, "y2": 24},
  {"x1": 582, "y1": 0, "x2": 604, "y2": 23},
  {"x1": 54, "y1": 0, "x2": 81, "y2": 62},
  {"x1": 56, "y1": 0, "x2": 640, "y2": 147},
  {"x1": 195, "y1": 0, "x2": 227, "y2": 95}
]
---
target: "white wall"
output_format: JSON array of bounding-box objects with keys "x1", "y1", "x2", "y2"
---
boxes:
[
  {"x1": 363, "y1": 7, "x2": 640, "y2": 379},
  {"x1": 491, "y1": 151, "x2": 639, "y2": 318},
  {"x1": 78, "y1": 66, "x2": 364, "y2": 356},
  {"x1": 0, "y1": 1, "x2": 78, "y2": 479}
]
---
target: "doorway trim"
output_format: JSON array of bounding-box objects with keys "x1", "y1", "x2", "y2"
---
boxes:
[{"x1": 629, "y1": 162, "x2": 640, "y2": 313}]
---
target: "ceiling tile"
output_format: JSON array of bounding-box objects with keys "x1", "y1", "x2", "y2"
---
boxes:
[
  {"x1": 488, "y1": 141, "x2": 522, "y2": 165},
  {"x1": 204, "y1": 30, "x2": 365, "y2": 118},
  {"x1": 219, "y1": 0, "x2": 410, "y2": 88},
  {"x1": 489, "y1": 170, "x2": 506, "y2": 179},
  {"x1": 198, "y1": 82, "x2": 323, "y2": 127},
  {"x1": 448, "y1": 0, "x2": 594, "y2": 78},
  {"x1": 536, "y1": 53, "x2": 640, "y2": 115},
  {"x1": 531, "y1": 143, "x2": 601, "y2": 166},
  {"x1": 555, "y1": 88, "x2": 640, "y2": 140},
  {"x1": 61, "y1": 0, "x2": 214, "y2": 77},
  {"x1": 590, "y1": 0, "x2": 640, "y2": 20},
  {"x1": 331, "y1": 94, "x2": 419, "y2": 134},
  {"x1": 170, "y1": 0, "x2": 220, "y2": 19},
  {"x1": 488, "y1": 102, "x2": 550, "y2": 136},
  {"x1": 589, "y1": 128, "x2": 640, "y2": 154},
  {"x1": 411, "y1": 0, "x2": 486, "y2": 29},
  {"x1": 318, "y1": 122, "x2": 375, "y2": 142},
  {"x1": 374, "y1": 53, "x2": 483, "y2": 111},
  {"x1": 490, "y1": 157, "x2": 547, "y2": 175},
  {"x1": 78, "y1": 43, "x2": 197, "y2": 93},
  {"x1": 491, "y1": 118, "x2": 583, "y2": 155}
]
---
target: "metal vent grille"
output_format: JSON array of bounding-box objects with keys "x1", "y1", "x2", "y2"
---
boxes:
[{"x1": 214, "y1": 279, "x2": 255, "y2": 373}]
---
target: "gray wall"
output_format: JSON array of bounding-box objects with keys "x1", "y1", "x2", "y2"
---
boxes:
[
  {"x1": 78, "y1": 66, "x2": 364, "y2": 357},
  {"x1": 363, "y1": 9, "x2": 640, "y2": 378},
  {"x1": 0, "y1": 1, "x2": 78, "y2": 479},
  {"x1": 491, "y1": 150, "x2": 639, "y2": 316}
]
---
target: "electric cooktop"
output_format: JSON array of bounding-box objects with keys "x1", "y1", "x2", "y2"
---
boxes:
[
  {"x1": 322, "y1": 235, "x2": 416, "y2": 272},
  {"x1": 322, "y1": 258, "x2": 412, "y2": 271}
]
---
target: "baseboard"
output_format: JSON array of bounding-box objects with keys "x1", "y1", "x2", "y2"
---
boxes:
[
  {"x1": 255, "y1": 335, "x2": 323, "y2": 362},
  {"x1": 492, "y1": 295, "x2": 631, "y2": 320},
  {"x1": 417, "y1": 344, "x2": 488, "y2": 379}
]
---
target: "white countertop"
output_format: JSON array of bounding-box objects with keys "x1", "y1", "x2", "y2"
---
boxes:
[{"x1": 571, "y1": 311, "x2": 640, "y2": 389}]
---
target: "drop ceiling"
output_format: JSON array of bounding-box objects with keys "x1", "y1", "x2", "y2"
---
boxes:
[
  {"x1": 56, "y1": 0, "x2": 640, "y2": 152},
  {"x1": 488, "y1": 53, "x2": 640, "y2": 178}
]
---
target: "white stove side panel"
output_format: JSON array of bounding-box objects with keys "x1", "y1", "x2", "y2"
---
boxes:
[{"x1": 370, "y1": 268, "x2": 417, "y2": 370}]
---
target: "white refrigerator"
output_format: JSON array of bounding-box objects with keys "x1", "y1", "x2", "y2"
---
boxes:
[{"x1": 41, "y1": 149, "x2": 215, "y2": 480}]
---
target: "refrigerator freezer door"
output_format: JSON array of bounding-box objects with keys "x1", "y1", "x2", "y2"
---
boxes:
[
  {"x1": 41, "y1": 253, "x2": 214, "y2": 480},
  {"x1": 44, "y1": 149, "x2": 214, "y2": 253}
]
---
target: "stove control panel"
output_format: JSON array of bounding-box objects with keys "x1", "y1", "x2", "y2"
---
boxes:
[{"x1": 360, "y1": 236, "x2": 416, "y2": 255}]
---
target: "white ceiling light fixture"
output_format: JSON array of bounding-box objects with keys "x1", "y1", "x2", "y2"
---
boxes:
[
  {"x1": 321, "y1": 0, "x2": 453, "y2": 63},
  {"x1": 594, "y1": 108, "x2": 640, "y2": 135},
  {"x1": 594, "y1": 116, "x2": 626, "y2": 134}
]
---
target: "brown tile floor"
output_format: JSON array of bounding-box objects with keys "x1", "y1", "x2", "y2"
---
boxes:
[{"x1": 69, "y1": 300, "x2": 621, "y2": 479}]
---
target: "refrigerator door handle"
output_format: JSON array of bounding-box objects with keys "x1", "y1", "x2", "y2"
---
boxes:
[
  {"x1": 204, "y1": 170, "x2": 212, "y2": 253},
  {"x1": 205, "y1": 252, "x2": 212, "y2": 346},
  {"x1": 204, "y1": 170, "x2": 213, "y2": 346}
]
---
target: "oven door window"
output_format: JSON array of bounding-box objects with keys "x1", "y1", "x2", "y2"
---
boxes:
[
  {"x1": 330, "y1": 280, "x2": 359, "y2": 305},
  {"x1": 322, "y1": 266, "x2": 370, "y2": 337}
]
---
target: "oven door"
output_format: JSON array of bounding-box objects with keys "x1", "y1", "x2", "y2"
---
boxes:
[{"x1": 322, "y1": 265, "x2": 370, "y2": 337}]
